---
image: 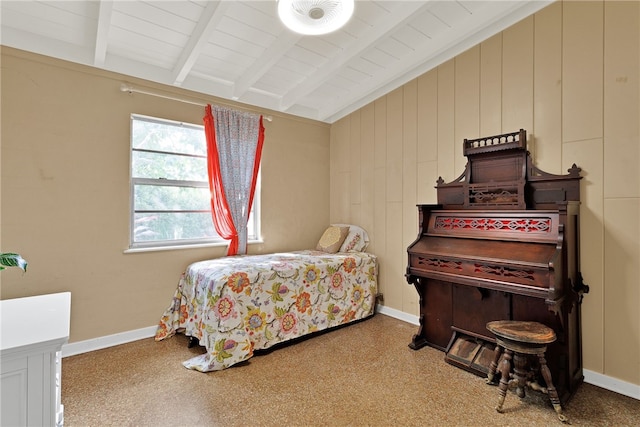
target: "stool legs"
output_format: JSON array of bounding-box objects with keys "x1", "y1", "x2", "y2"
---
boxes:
[
  {"x1": 488, "y1": 350, "x2": 569, "y2": 423},
  {"x1": 486, "y1": 321, "x2": 567, "y2": 422},
  {"x1": 486, "y1": 343, "x2": 503, "y2": 385},
  {"x1": 538, "y1": 354, "x2": 568, "y2": 423},
  {"x1": 495, "y1": 348, "x2": 513, "y2": 413}
]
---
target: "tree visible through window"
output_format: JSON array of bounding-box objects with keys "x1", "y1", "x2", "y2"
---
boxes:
[{"x1": 130, "y1": 114, "x2": 258, "y2": 249}]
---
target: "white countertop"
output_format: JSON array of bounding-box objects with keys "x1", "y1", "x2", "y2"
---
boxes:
[{"x1": 0, "y1": 292, "x2": 71, "y2": 352}]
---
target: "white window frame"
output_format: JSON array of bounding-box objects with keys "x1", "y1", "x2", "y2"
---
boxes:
[{"x1": 128, "y1": 114, "x2": 260, "y2": 251}]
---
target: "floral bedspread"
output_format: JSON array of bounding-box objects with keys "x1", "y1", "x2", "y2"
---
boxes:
[{"x1": 155, "y1": 250, "x2": 378, "y2": 371}]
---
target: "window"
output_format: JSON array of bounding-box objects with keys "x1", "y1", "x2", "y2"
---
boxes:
[{"x1": 130, "y1": 114, "x2": 259, "y2": 249}]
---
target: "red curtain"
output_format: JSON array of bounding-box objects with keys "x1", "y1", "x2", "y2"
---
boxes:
[{"x1": 203, "y1": 104, "x2": 264, "y2": 256}]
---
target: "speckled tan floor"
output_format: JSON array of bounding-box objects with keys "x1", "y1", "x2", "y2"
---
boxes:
[{"x1": 62, "y1": 314, "x2": 639, "y2": 427}]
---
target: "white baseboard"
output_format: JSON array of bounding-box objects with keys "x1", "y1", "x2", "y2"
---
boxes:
[
  {"x1": 63, "y1": 309, "x2": 638, "y2": 401},
  {"x1": 61, "y1": 326, "x2": 157, "y2": 358},
  {"x1": 376, "y1": 305, "x2": 640, "y2": 401},
  {"x1": 583, "y1": 369, "x2": 640, "y2": 400},
  {"x1": 62, "y1": 309, "x2": 403, "y2": 357},
  {"x1": 376, "y1": 304, "x2": 419, "y2": 325}
]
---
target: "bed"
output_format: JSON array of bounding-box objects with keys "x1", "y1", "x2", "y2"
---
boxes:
[{"x1": 155, "y1": 225, "x2": 378, "y2": 372}]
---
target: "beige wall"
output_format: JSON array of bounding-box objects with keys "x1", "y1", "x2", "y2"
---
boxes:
[
  {"x1": 0, "y1": 47, "x2": 330, "y2": 342},
  {"x1": 330, "y1": 0, "x2": 639, "y2": 387},
  {"x1": 1, "y1": 0, "x2": 638, "y2": 391}
]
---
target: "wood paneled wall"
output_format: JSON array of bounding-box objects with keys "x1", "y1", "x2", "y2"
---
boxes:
[{"x1": 329, "y1": 0, "x2": 640, "y2": 387}]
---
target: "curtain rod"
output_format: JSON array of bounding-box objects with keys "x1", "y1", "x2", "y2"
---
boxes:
[{"x1": 119, "y1": 83, "x2": 273, "y2": 122}]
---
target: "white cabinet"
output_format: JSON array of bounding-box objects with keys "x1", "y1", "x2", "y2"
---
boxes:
[{"x1": 1, "y1": 292, "x2": 71, "y2": 426}]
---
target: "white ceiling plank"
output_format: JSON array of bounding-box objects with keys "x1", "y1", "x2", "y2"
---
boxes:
[
  {"x1": 104, "y1": 51, "x2": 176, "y2": 87},
  {"x1": 276, "y1": 55, "x2": 317, "y2": 76},
  {"x1": 94, "y1": 0, "x2": 114, "y2": 67},
  {"x1": 225, "y1": 1, "x2": 283, "y2": 38},
  {"x1": 185, "y1": 70, "x2": 236, "y2": 91},
  {"x1": 196, "y1": 42, "x2": 256, "y2": 74},
  {"x1": 109, "y1": 26, "x2": 182, "y2": 68},
  {"x1": 0, "y1": 26, "x2": 94, "y2": 66},
  {"x1": 1, "y1": 0, "x2": 550, "y2": 123},
  {"x1": 408, "y1": 9, "x2": 453, "y2": 39},
  {"x1": 254, "y1": 63, "x2": 307, "y2": 93},
  {"x1": 232, "y1": 31, "x2": 302, "y2": 100},
  {"x1": 151, "y1": 0, "x2": 204, "y2": 23},
  {"x1": 172, "y1": 0, "x2": 229, "y2": 85},
  {"x1": 280, "y1": 1, "x2": 431, "y2": 111},
  {"x1": 109, "y1": 9, "x2": 189, "y2": 47},
  {"x1": 208, "y1": 31, "x2": 266, "y2": 57},
  {"x1": 321, "y1": 1, "x2": 553, "y2": 122},
  {"x1": 1, "y1": 3, "x2": 87, "y2": 46},
  {"x1": 428, "y1": 1, "x2": 472, "y2": 26},
  {"x1": 214, "y1": 16, "x2": 273, "y2": 49},
  {"x1": 114, "y1": 1, "x2": 196, "y2": 35},
  {"x1": 361, "y1": 46, "x2": 400, "y2": 69},
  {"x1": 296, "y1": 37, "x2": 348, "y2": 61}
]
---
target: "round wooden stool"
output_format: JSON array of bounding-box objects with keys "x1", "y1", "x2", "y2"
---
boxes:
[{"x1": 486, "y1": 320, "x2": 567, "y2": 423}]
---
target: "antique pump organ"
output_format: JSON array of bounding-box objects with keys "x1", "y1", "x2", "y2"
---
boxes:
[{"x1": 406, "y1": 129, "x2": 588, "y2": 402}]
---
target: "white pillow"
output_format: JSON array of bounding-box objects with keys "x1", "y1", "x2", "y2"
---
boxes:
[{"x1": 332, "y1": 224, "x2": 370, "y2": 252}]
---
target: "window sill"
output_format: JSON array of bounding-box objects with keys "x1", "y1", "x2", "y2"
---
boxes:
[{"x1": 124, "y1": 239, "x2": 264, "y2": 254}]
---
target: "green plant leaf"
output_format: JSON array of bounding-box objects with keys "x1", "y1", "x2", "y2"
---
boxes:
[{"x1": 0, "y1": 253, "x2": 28, "y2": 272}]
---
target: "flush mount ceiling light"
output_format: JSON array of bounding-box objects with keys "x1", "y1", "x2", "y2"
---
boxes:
[{"x1": 278, "y1": 0, "x2": 355, "y2": 36}]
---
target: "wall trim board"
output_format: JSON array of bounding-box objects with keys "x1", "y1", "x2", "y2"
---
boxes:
[
  {"x1": 60, "y1": 308, "x2": 395, "y2": 357},
  {"x1": 61, "y1": 305, "x2": 639, "y2": 401},
  {"x1": 375, "y1": 304, "x2": 421, "y2": 326},
  {"x1": 62, "y1": 326, "x2": 157, "y2": 358},
  {"x1": 582, "y1": 370, "x2": 640, "y2": 401}
]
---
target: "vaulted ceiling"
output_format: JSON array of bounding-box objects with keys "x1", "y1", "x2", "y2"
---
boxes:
[{"x1": 0, "y1": 1, "x2": 552, "y2": 123}]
